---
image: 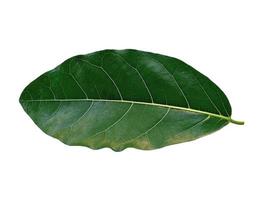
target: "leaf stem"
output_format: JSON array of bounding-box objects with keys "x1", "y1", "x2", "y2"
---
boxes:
[{"x1": 229, "y1": 118, "x2": 245, "y2": 125}]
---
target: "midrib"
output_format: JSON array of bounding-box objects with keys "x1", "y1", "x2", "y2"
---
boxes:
[{"x1": 20, "y1": 98, "x2": 244, "y2": 125}]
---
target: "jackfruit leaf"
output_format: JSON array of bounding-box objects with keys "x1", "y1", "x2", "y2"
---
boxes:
[{"x1": 20, "y1": 49, "x2": 244, "y2": 151}]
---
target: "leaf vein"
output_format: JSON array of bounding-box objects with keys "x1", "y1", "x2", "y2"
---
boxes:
[
  {"x1": 147, "y1": 54, "x2": 191, "y2": 108},
  {"x1": 193, "y1": 74, "x2": 222, "y2": 115},
  {"x1": 118, "y1": 107, "x2": 170, "y2": 146},
  {"x1": 111, "y1": 52, "x2": 154, "y2": 103},
  {"x1": 70, "y1": 102, "x2": 94, "y2": 130},
  {"x1": 79, "y1": 58, "x2": 123, "y2": 100},
  {"x1": 86, "y1": 103, "x2": 134, "y2": 139}
]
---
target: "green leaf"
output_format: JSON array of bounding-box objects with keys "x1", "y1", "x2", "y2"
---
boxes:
[{"x1": 19, "y1": 49, "x2": 244, "y2": 151}]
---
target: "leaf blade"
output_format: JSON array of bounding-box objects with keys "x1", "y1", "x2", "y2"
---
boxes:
[{"x1": 20, "y1": 49, "x2": 243, "y2": 151}]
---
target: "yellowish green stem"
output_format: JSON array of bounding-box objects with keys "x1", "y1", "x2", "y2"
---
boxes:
[{"x1": 229, "y1": 118, "x2": 245, "y2": 125}]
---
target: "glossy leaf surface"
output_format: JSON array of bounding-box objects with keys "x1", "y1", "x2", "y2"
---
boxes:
[{"x1": 20, "y1": 49, "x2": 243, "y2": 151}]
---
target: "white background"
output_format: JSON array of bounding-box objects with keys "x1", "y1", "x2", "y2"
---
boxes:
[{"x1": 1, "y1": 0, "x2": 266, "y2": 199}]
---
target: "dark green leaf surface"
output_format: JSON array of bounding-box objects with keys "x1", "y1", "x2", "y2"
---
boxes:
[{"x1": 20, "y1": 49, "x2": 243, "y2": 151}]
